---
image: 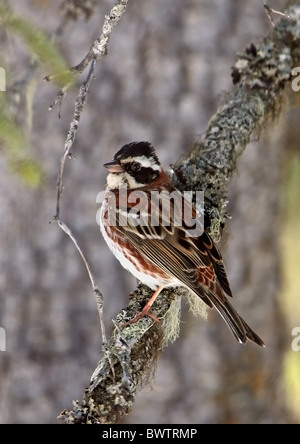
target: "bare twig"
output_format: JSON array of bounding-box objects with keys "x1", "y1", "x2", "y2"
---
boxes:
[
  {"x1": 51, "y1": 59, "x2": 108, "y2": 336},
  {"x1": 7, "y1": 3, "x2": 71, "y2": 117},
  {"x1": 58, "y1": 2, "x2": 300, "y2": 424},
  {"x1": 263, "y1": 1, "x2": 291, "y2": 26},
  {"x1": 51, "y1": 0, "x2": 130, "y2": 367},
  {"x1": 45, "y1": 0, "x2": 129, "y2": 110},
  {"x1": 56, "y1": 218, "x2": 107, "y2": 344},
  {"x1": 54, "y1": 60, "x2": 96, "y2": 219}
]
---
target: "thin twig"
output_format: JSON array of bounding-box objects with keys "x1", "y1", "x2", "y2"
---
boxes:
[
  {"x1": 45, "y1": 0, "x2": 130, "y2": 110},
  {"x1": 51, "y1": 60, "x2": 108, "y2": 337},
  {"x1": 7, "y1": 4, "x2": 71, "y2": 114},
  {"x1": 52, "y1": 0, "x2": 130, "y2": 356},
  {"x1": 263, "y1": 1, "x2": 291, "y2": 26},
  {"x1": 55, "y1": 60, "x2": 96, "y2": 219},
  {"x1": 56, "y1": 218, "x2": 107, "y2": 344}
]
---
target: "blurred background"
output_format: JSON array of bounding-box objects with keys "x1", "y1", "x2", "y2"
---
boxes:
[{"x1": 0, "y1": 0, "x2": 299, "y2": 424}]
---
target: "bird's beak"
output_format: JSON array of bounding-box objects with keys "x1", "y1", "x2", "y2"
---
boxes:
[{"x1": 103, "y1": 160, "x2": 124, "y2": 173}]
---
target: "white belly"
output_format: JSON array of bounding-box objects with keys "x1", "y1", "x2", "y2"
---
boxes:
[{"x1": 99, "y1": 200, "x2": 169, "y2": 290}]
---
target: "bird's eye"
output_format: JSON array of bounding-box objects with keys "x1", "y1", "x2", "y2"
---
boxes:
[{"x1": 131, "y1": 161, "x2": 141, "y2": 172}]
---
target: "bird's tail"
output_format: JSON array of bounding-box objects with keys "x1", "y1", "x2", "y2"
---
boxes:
[{"x1": 205, "y1": 293, "x2": 265, "y2": 347}]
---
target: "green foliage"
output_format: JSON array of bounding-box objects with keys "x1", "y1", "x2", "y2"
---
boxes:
[
  {"x1": 283, "y1": 154, "x2": 300, "y2": 422},
  {"x1": 0, "y1": 3, "x2": 72, "y2": 87},
  {"x1": 0, "y1": 107, "x2": 44, "y2": 187},
  {"x1": 0, "y1": 112, "x2": 24, "y2": 155},
  {"x1": 10, "y1": 158, "x2": 43, "y2": 188},
  {"x1": 284, "y1": 155, "x2": 300, "y2": 221},
  {"x1": 0, "y1": 2, "x2": 72, "y2": 187}
]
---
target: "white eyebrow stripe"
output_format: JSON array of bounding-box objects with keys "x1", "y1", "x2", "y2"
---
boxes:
[
  {"x1": 123, "y1": 155, "x2": 161, "y2": 170},
  {"x1": 148, "y1": 163, "x2": 161, "y2": 171}
]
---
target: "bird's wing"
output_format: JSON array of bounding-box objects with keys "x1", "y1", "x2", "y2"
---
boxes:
[
  {"x1": 115, "y1": 189, "x2": 231, "y2": 301},
  {"x1": 114, "y1": 190, "x2": 264, "y2": 347}
]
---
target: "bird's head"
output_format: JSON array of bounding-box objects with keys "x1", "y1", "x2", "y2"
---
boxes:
[{"x1": 104, "y1": 141, "x2": 162, "y2": 190}]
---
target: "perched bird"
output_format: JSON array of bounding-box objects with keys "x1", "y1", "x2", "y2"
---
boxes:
[{"x1": 100, "y1": 141, "x2": 264, "y2": 346}]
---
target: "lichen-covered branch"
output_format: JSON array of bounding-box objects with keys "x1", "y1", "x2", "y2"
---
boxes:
[
  {"x1": 174, "y1": 4, "x2": 300, "y2": 239},
  {"x1": 58, "y1": 3, "x2": 300, "y2": 424}
]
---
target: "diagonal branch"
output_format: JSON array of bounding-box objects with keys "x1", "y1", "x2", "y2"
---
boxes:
[{"x1": 58, "y1": 2, "x2": 300, "y2": 424}]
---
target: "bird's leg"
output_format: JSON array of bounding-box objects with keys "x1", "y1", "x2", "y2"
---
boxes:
[{"x1": 124, "y1": 286, "x2": 164, "y2": 326}]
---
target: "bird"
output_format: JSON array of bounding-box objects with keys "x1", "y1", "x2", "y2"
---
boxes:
[{"x1": 99, "y1": 141, "x2": 264, "y2": 347}]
